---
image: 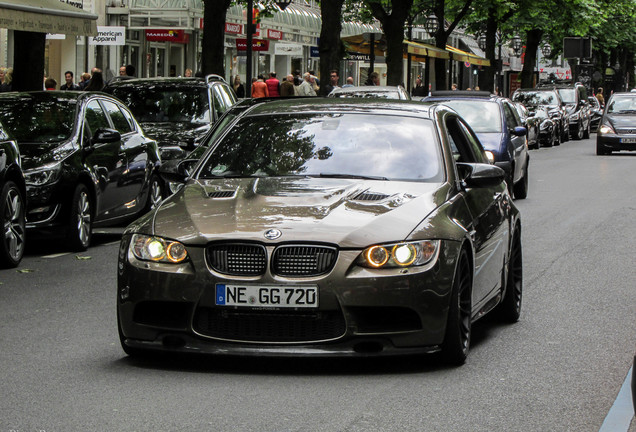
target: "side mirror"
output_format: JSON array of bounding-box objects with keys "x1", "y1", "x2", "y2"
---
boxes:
[
  {"x1": 457, "y1": 162, "x2": 505, "y2": 188},
  {"x1": 512, "y1": 126, "x2": 527, "y2": 137},
  {"x1": 159, "y1": 158, "x2": 198, "y2": 184},
  {"x1": 92, "y1": 128, "x2": 121, "y2": 144}
]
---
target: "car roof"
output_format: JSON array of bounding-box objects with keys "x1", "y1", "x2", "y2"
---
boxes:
[
  {"x1": 104, "y1": 75, "x2": 227, "y2": 88},
  {"x1": 237, "y1": 97, "x2": 438, "y2": 118},
  {"x1": 0, "y1": 90, "x2": 115, "y2": 103},
  {"x1": 332, "y1": 86, "x2": 404, "y2": 93}
]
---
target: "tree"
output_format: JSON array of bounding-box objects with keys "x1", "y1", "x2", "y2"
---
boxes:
[
  {"x1": 319, "y1": 0, "x2": 346, "y2": 95},
  {"x1": 201, "y1": 0, "x2": 233, "y2": 78}
]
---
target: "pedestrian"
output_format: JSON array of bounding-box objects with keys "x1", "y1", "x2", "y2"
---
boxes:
[
  {"x1": 412, "y1": 78, "x2": 426, "y2": 97},
  {"x1": 342, "y1": 76, "x2": 354, "y2": 87},
  {"x1": 233, "y1": 75, "x2": 245, "y2": 98},
  {"x1": 265, "y1": 72, "x2": 281, "y2": 97},
  {"x1": 119, "y1": 66, "x2": 127, "y2": 76},
  {"x1": 322, "y1": 70, "x2": 340, "y2": 95},
  {"x1": 280, "y1": 74, "x2": 295, "y2": 97},
  {"x1": 125, "y1": 64, "x2": 136, "y2": 78},
  {"x1": 60, "y1": 71, "x2": 80, "y2": 90},
  {"x1": 184, "y1": 68, "x2": 193, "y2": 77},
  {"x1": 298, "y1": 73, "x2": 317, "y2": 96},
  {"x1": 451, "y1": 83, "x2": 458, "y2": 91},
  {"x1": 84, "y1": 71, "x2": 104, "y2": 91},
  {"x1": 0, "y1": 67, "x2": 12, "y2": 92},
  {"x1": 251, "y1": 74, "x2": 269, "y2": 98},
  {"x1": 596, "y1": 88, "x2": 605, "y2": 107},
  {"x1": 78, "y1": 72, "x2": 91, "y2": 90},
  {"x1": 367, "y1": 71, "x2": 380, "y2": 86},
  {"x1": 44, "y1": 77, "x2": 57, "y2": 90}
]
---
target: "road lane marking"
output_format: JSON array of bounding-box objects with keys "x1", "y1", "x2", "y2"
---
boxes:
[
  {"x1": 599, "y1": 366, "x2": 634, "y2": 432},
  {"x1": 42, "y1": 253, "x2": 70, "y2": 259}
]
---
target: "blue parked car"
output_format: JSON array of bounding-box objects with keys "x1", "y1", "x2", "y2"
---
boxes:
[{"x1": 422, "y1": 91, "x2": 530, "y2": 199}]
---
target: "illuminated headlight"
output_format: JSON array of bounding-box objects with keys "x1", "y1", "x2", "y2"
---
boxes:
[
  {"x1": 24, "y1": 163, "x2": 62, "y2": 186},
  {"x1": 358, "y1": 240, "x2": 439, "y2": 269},
  {"x1": 598, "y1": 124, "x2": 615, "y2": 134},
  {"x1": 130, "y1": 234, "x2": 188, "y2": 263}
]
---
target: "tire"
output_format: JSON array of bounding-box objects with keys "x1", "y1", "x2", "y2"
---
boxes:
[
  {"x1": 496, "y1": 226, "x2": 523, "y2": 323},
  {"x1": 583, "y1": 120, "x2": 591, "y2": 139},
  {"x1": 143, "y1": 174, "x2": 163, "y2": 213},
  {"x1": 574, "y1": 121, "x2": 584, "y2": 140},
  {"x1": 596, "y1": 141, "x2": 611, "y2": 155},
  {"x1": 562, "y1": 124, "x2": 570, "y2": 142},
  {"x1": 553, "y1": 127, "x2": 561, "y2": 146},
  {"x1": 513, "y1": 163, "x2": 529, "y2": 200},
  {"x1": 0, "y1": 181, "x2": 25, "y2": 268},
  {"x1": 544, "y1": 131, "x2": 554, "y2": 148},
  {"x1": 441, "y1": 248, "x2": 472, "y2": 365},
  {"x1": 67, "y1": 184, "x2": 92, "y2": 251}
]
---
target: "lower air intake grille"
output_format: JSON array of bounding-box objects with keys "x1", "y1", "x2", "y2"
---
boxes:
[
  {"x1": 194, "y1": 308, "x2": 346, "y2": 342},
  {"x1": 272, "y1": 245, "x2": 337, "y2": 277},
  {"x1": 207, "y1": 244, "x2": 267, "y2": 275}
]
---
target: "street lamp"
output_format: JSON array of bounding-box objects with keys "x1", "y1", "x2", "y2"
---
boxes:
[
  {"x1": 276, "y1": 0, "x2": 292, "y2": 10},
  {"x1": 425, "y1": 13, "x2": 439, "y2": 36},
  {"x1": 511, "y1": 33, "x2": 522, "y2": 56},
  {"x1": 541, "y1": 43, "x2": 552, "y2": 58},
  {"x1": 477, "y1": 33, "x2": 487, "y2": 51}
]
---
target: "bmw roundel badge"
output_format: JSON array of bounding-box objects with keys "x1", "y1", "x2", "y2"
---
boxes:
[{"x1": 264, "y1": 228, "x2": 282, "y2": 240}]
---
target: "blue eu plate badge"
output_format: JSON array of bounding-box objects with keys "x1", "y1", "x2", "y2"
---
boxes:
[{"x1": 216, "y1": 284, "x2": 226, "y2": 305}]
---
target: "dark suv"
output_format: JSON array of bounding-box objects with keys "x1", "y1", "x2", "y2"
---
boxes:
[
  {"x1": 104, "y1": 75, "x2": 238, "y2": 162},
  {"x1": 511, "y1": 88, "x2": 569, "y2": 143},
  {"x1": 537, "y1": 82, "x2": 591, "y2": 140},
  {"x1": 423, "y1": 91, "x2": 530, "y2": 199}
]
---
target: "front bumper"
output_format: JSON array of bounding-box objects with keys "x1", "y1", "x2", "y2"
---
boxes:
[
  {"x1": 597, "y1": 134, "x2": 636, "y2": 152},
  {"x1": 117, "y1": 234, "x2": 462, "y2": 357}
]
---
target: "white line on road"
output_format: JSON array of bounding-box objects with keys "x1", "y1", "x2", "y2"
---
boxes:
[
  {"x1": 42, "y1": 253, "x2": 70, "y2": 259},
  {"x1": 599, "y1": 367, "x2": 634, "y2": 432}
]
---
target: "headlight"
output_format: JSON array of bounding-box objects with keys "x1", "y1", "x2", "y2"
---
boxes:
[
  {"x1": 130, "y1": 234, "x2": 188, "y2": 263},
  {"x1": 358, "y1": 240, "x2": 439, "y2": 269},
  {"x1": 598, "y1": 124, "x2": 615, "y2": 134},
  {"x1": 24, "y1": 163, "x2": 62, "y2": 186}
]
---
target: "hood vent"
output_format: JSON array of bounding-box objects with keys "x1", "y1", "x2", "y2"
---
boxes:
[
  {"x1": 207, "y1": 190, "x2": 236, "y2": 199},
  {"x1": 353, "y1": 192, "x2": 390, "y2": 201}
]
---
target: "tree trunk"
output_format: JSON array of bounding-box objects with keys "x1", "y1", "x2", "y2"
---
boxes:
[
  {"x1": 481, "y1": 9, "x2": 498, "y2": 93},
  {"x1": 12, "y1": 31, "x2": 46, "y2": 92},
  {"x1": 520, "y1": 29, "x2": 542, "y2": 88},
  {"x1": 201, "y1": 0, "x2": 231, "y2": 78},
  {"x1": 319, "y1": 0, "x2": 344, "y2": 95}
]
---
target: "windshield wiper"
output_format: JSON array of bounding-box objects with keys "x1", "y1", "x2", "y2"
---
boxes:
[{"x1": 311, "y1": 173, "x2": 390, "y2": 181}]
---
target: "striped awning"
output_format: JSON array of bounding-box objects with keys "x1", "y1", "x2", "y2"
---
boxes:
[
  {"x1": 446, "y1": 45, "x2": 490, "y2": 66},
  {"x1": 404, "y1": 40, "x2": 450, "y2": 60}
]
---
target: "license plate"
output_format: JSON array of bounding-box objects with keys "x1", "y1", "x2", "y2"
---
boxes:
[
  {"x1": 620, "y1": 138, "x2": 636, "y2": 143},
  {"x1": 215, "y1": 284, "x2": 319, "y2": 308}
]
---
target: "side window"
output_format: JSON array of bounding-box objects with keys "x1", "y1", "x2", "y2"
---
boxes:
[
  {"x1": 85, "y1": 100, "x2": 111, "y2": 134},
  {"x1": 458, "y1": 120, "x2": 487, "y2": 164},
  {"x1": 210, "y1": 87, "x2": 225, "y2": 119},
  {"x1": 503, "y1": 103, "x2": 519, "y2": 129},
  {"x1": 446, "y1": 116, "x2": 478, "y2": 163},
  {"x1": 102, "y1": 100, "x2": 133, "y2": 134},
  {"x1": 219, "y1": 84, "x2": 237, "y2": 105},
  {"x1": 119, "y1": 106, "x2": 138, "y2": 132}
]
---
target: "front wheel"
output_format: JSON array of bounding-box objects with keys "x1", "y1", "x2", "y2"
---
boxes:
[
  {"x1": 67, "y1": 184, "x2": 92, "y2": 251},
  {"x1": 143, "y1": 175, "x2": 164, "y2": 213},
  {"x1": 0, "y1": 181, "x2": 25, "y2": 268},
  {"x1": 496, "y1": 226, "x2": 523, "y2": 322},
  {"x1": 583, "y1": 120, "x2": 591, "y2": 139},
  {"x1": 441, "y1": 248, "x2": 472, "y2": 365},
  {"x1": 513, "y1": 164, "x2": 529, "y2": 200},
  {"x1": 596, "y1": 142, "x2": 611, "y2": 155},
  {"x1": 574, "y1": 121, "x2": 584, "y2": 140}
]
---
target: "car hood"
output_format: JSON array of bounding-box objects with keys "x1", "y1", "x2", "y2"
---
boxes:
[
  {"x1": 18, "y1": 141, "x2": 76, "y2": 171},
  {"x1": 140, "y1": 122, "x2": 210, "y2": 147},
  {"x1": 606, "y1": 114, "x2": 636, "y2": 129},
  {"x1": 152, "y1": 177, "x2": 445, "y2": 248},
  {"x1": 474, "y1": 132, "x2": 503, "y2": 155}
]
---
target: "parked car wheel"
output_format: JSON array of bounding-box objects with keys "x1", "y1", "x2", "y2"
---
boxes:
[
  {"x1": 574, "y1": 121, "x2": 584, "y2": 140},
  {"x1": 0, "y1": 181, "x2": 25, "y2": 268},
  {"x1": 513, "y1": 165, "x2": 529, "y2": 200},
  {"x1": 496, "y1": 226, "x2": 523, "y2": 322},
  {"x1": 596, "y1": 141, "x2": 612, "y2": 155},
  {"x1": 67, "y1": 184, "x2": 92, "y2": 251},
  {"x1": 553, "y1": 128, "x2": 561, "y2": 146},
  {"x1": 441, "y1": 248, "x2": 472, "y2": 365},
  {"x1": 144, "y1": 175, "x2": 164, "y2": 213}
]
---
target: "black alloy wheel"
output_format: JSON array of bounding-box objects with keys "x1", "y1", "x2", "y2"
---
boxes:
[
  {"x1": 497, "y1": 225, "x2": 523, "y2": 322},
  {"x1": 67, "y1": 184, "x2": 92, "y2": 251},
  {"x1": 562, "y1": 124, "x2": 570, "y2": 142},
  {"x1": 574, "y1": 121, "x2": 584, "y2": 140},
  {"x1": 0, "y1": 181, "x2": 25, "y2": 268},
  {"x1": 144, "y1": 175, "x2": 163, "y2": 213},
  {"x1": 513, "y1": 163, "x2": 529, "y2": 200},
  {"x1": 553, "y1": 126, "x2": 561, "y2": 146},
  {"x1": 583, "y1": 120, "x2": 591, "y2": 139},
  {"x1": 441, "y1": 248, "x2": 472, "y2": 365}
]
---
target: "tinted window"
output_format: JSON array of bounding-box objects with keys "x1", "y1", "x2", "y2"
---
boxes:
[
  {"x1": 333, "y1": 90, "x2": 401, "y2": 99},
  {"x1": 503, "y1": 103, "x2": 519, "y2": 128},
  {"x1": 513, "y1": 91, "x2": 559, "y2": 106},
  {"x1": 102, "y1": 100, "x2": 133, "y2": 134},
  {"x1": 440, "y1": 100, "x2": 502, "y2": 133},
  {"x1": 85, "y1": 100, "x2": 111, "y2": 133},
  {"x1": 558, "y1": 89, "x2": 576, "y2": 104},
  {"x1": 0, "y1": 96, "x2": 76, "y2": 143},
  {"x1": 199, "y1": 113, "x2": 443, "y2": 182},
  {"x1": 607, "y1": 95, "x2": 636, "y2": 113},
  {"x1": 109, "y1": 86, "x2": 210, "y2": 123}
]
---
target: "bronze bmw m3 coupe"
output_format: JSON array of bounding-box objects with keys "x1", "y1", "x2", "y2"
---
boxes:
[{"x1": 117, "y1": 98, "x2": 523, "y2": 364}]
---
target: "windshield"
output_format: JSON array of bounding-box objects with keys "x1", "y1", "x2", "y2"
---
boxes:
[
  {"x1": 513, "y1": 91, "x2": 559, "y2": 107},
  {"x1": 607, "y1": 96, "x2": 636, "y2": 114},
  {"x1": 440, "y1": 100, "x2": 502, "y2": 133},
  {"x1": 0, "y1": 95, "x2": 76, "y2": 143},
  {"x1": 198, "y1": 113, "x2": 443, "y2": 182},
  {"x1": 110, "y1": 86, "x2": 210, "y2": 123},
  {"x1": 557, "y1": 89, "x2": 576, "y2": 104},
  {"x1": 333, "y1": 91, "x2": 401, "y2": 99}
]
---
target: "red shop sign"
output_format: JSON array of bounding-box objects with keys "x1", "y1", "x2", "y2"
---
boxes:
[
  {"x1": 267, "y1": 29, "x2": 283, "y2": 40},
  {"x1": 145, "y1": 29, "x2": 190, "y2": 44},
  {"x1": 236, "y1": 38, "x2": 269, "y2": 51},
  {"x1": 225, "y1": 23, "x2": 242, "y2": 34}
]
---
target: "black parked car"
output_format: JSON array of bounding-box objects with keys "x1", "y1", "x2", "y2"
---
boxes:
[
  {"x1": 0, "y1": 121, "x2": 26, "y2": 267},
  {"x1": 588, "y1": 96, "x2": 603, "y2": 132},
  {"x1": 513, "y1": 102, "x2": 540, "y2": 149},
  {"x1": 533, "y1": 106, "x2": 559, "y2": 147},
  {"x1": 0, "y1": 91, "x2": 162, "y2": 251},
  {"x1": 103, "y1": 75, "x2": 237, "y2": 162},
  {"x1": 596, "y1": 92, "x2": 636, "y2": 155},
  {"x1": 537, "y1": 82, "x2": 591, "y2": 140},
  {"x1": 511, "y1": 88, "x2": 569, "y2": 143},
  {"x1": 423, "y1": 91, "x2": 530, "y2": 199}
]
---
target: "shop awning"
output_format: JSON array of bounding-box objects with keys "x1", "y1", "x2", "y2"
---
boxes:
[
  {"x1": 0, "y1": 0, "x2": 98, "y2": 36},
  {"x1": 342, "y1": 33, "x2": 386, "y2": 57},
  {"x1": 446, "y1": 45, "x2": 490, "y2": 66},
  {"x1": 404, "y1": 40, "x2": 450, "y2": 60}
]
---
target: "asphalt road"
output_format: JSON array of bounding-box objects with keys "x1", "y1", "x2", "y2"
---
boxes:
[{"x1": 1, "y1": 133, "x2": 635, "y2": 432}]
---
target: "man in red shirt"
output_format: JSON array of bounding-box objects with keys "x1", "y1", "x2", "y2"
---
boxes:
[
  {"x1": 265, "y1": 72, "x2": 280, "y2": 97},
  {"x1": 251, "y1": 75, "x2": 269, "y2": 98}
]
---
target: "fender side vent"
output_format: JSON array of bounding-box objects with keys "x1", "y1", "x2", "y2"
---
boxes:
[
  {"x1": 208, "y1": 190, "x2": 236, "y2": 198},
  {"x1": 353, "y1": 192, "x2": 389, "y2": 201}
]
